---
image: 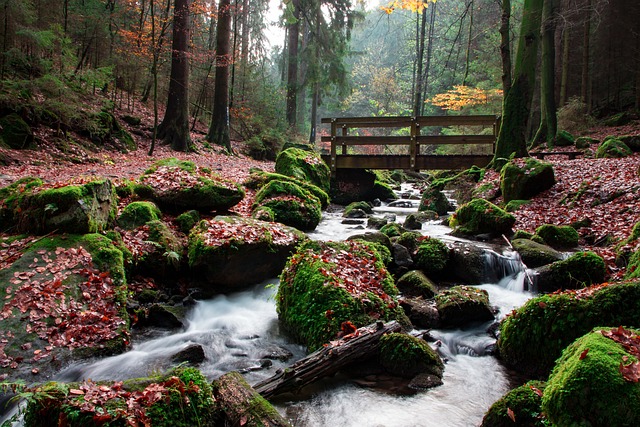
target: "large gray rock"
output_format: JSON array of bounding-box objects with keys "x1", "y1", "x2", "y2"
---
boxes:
[{"x1": 512, "y1": 238, "x2": 563, "y2": 268}]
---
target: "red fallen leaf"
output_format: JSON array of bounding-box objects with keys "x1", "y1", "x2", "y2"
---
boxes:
[
  {"x1": 31, "y1": 368, "x2": 39, "y2": 374},
  {"x1": 579, "y1": 348, "x2": 589, "y2": 360},
  {"x1": 538, "y1": 302, "x2": 547, "y2": 309},
  {"x1": 507, "y1": 407, "x2": 516, "y2": 422},
  {"x1": 69, "y1": 389, "x2": 85, "y2": 395},
  {"x1": 529, "y1": 386, "x2": 543, "y2": 397}
]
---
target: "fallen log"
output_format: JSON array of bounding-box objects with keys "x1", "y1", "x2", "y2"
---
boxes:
[
  {"x1": 254, "y1": 320, "x2": 402, "y2": 399},
  {"x1": 212, "y1": 371, "x2": 293, "y2": 427}
]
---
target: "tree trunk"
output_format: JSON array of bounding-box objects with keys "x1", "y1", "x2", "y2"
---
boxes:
[
  {"x1": 309, "y1": 81, "x2": 319, "y2": 144},
  {"x1": 535, "y1": 0, "x2": 558, "y2": 147},
  {"x1": 493, "y1": 0, "x2": 543, "y2": 168},
  {"x1": 559, "y1": 21, "x2": 570, "y2": 105},
  {"x1": 207, "y1": 0, "x2": 233, "y2": 153},
  {"x1": 254, "y1": 321, "x2": 402, "y2": 399},
  {"x1": 413, "y1": 10, "x2": 427, "y2": 116},
  {"x1": 421, "y1": 2, "x2": 437, "y2": 115},
  {"x1": 499, "y1": 0, "x2": 512, "y2": 96},
  {"x1": 580, "y1": 0, "x2": 591, "y2": 107},
  {"x1": 286, "y1": 0, "x2": 300, "y2": 129},
  {"x1": 212, "y1": 372, "x2": 292, "y2": 427},
  {"x1": 462, "y1": 0, "x2": 474, "y2": 86},
  {"x1": 157, "y1": 0, "x2": 192, "y2": 152}
]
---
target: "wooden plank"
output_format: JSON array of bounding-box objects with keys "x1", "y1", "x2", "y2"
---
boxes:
[
  {"x1": 321, "y1": 154, "x2": 493, "y2": 170},
  {"x1": 320, "y1": 135, "x2": 495, "y2": 146},
  {"x1": 416, "y1": 115, "x2": 497, "y2": 126},
  {"x1": 417, "y1": 135, "x2": 496, "y2": 145}
]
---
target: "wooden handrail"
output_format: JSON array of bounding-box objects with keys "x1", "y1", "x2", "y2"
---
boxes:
[{"x1": 320, "y1": 115, "x2": 500, "y2": 174}]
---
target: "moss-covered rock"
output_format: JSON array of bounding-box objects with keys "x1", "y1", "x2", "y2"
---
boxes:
[
  {"x1": 253, "y1": 180, "x2": 322, "y2": 231},
  {"x1": 604, "y1": 112, "x2": 631, "y2": 126},
  {"x1": 511, "y1": 238, "x2": 563, "y2": 268},
  {"x1": 379, "y1": 332, "x2": 444, "y2": 385},
  {"x1": 277, "y1": 240, "x2": 409, "y2": 351},
  {"x1": 418, "y1": 187, "x2": 450, "y2": 216},
  {"x1": 90, "y1": 110, "x2": 137, "y2": 152},
  {"x1": 344, "y1": 201, "x2": 373, "y2": 217},
  {"x1": 450, "y1": 198, "x2": 515, "y2": 236},
  {"x1": 13, "y1": 180, "x2": 117, "y2": 235},
  {"x1": 435, "y1": 285, "x2": 494, "y2": 328},
  {"x1": 575, "y1": 136, "x2": 598, "y2": 149},
  {"x1": 188, "y1": 216, "x2": 306, "y2": 293},
  {"x1": 535, "y1": 251, "x2": 606, "y2": 293},
  {"x1": 175, "y1": 210, "x2": 200, "y2": 233},
  {"x1": 137, "y1": 158, "x2": 244, "y2": 212},
  {"x1": 0, "y1": 234, "x2": 128, "y2": 382},
  {"x1": 619, "y1": 134, "x2": 640, "y2": 152},
  {"x1": 251, "y1": 205, "x2": 275, "y2": 222},
  {"x1": 626, "y1": 250, "x2": 640, "y2": 280},
  {"x1": 554, "y1": 130, "x2": 575, "y2": 147},
  {"x1": 275, "y1": 147, "x2": 330, "y2": 192},
  {"x1": 396, "y1": 270, "x2": 436, "y2": 298},
  {"x1": 23, "y1": 366, "x2": 215, "y2": 427},
  {"x1": 481, "y1": 381, "x2": 546, "y2": 427},
  {"x1": 0, "y1": 177, "x2": 44, "y2": 231},
  {"x1": 346, "y1": 231, "x2": 392, "y2": 251},
  {"x1": 117, "y1": 201, "x2": 161, "y2": 230},
  {"x1": 497, "y1": 281, "x2": 640, "y2": 378},
  {"x1": 446, "y1": 241, "x2": 488, "y2": 285},
  {"x1": 379, "y1": 222, "x2": 407, "y2": 238},
  {"x1": 395, "y1": 231, "x2": 422, "y2": 255},
  {"x1": 121, "y1": 220, "x2": 185, "y2": 276},
  {"x1": 370, "y1": 180, "x2": 397, "y2": 202},
  {"x1": 542, "y1": 328, "x2": 640, "y2": 426},
  {"x1": 596, "y1": 137, "x2": 632, "y2": 158},
  {"x1": 504, "y1": 199, "x2": 530, "y2": 212},
  {"x1": 0, "y1": 113, "x2": 34, "y2": 149},
  {"x1": 500, "y1": 158, "x2": 555, "y2": 203},
  {"x1": 534, "y1": 223, "x2": 579, "y2": 249},
  {"x1": 244, "y1": 169, "x2": 329, "y2": 208},
  {"x1": 414, "y1": 237, "x2": 449, "y2": 276}
]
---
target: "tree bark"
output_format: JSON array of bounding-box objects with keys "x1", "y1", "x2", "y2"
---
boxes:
[
  {"x1": 499, "y1": 0, "x2": 512, "y2": 96},
  {"x1": 413, "y1": 10, "x2": 428, "y2": 116},
  {"x1": 285, "y1": 0, "x2": 300, "y2": 129},
  {"x1": 254, "y1": 321, "x2": 402, "y2": 399},
  {"x1": 212, "y1": 372, "x2": 292, "y2": 427},
  {"x1": 207, "y1": 0, "x2": 233, "y2": 153},
  {"x1": 559, "y1": 21, "x2": 570, "y2": 106},
  {"x1": 493, "y1": 0, "x2": 543, "y2": 168},
  {"x1": 534, "y1": 0, "x2": 558, "y2": 147},
  {"x1": 580, "y1": 0, "x2": 591, "y2": 107},
  {"x1": 157, "y1": 0, "x2": 192, "y2": 152}
]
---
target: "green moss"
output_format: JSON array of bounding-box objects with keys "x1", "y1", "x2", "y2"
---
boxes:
[
  {"x1": 498, "y1": 281, "x2": 640, "y2": 378},
  {"x1": 625, "y1": 251, "x2": 640, "y2": 280},
  {"x1": 379, "y1": 333, "x2": 443, "y2": 378},
  {"x1": 274, "y1": 147, "x2": 331, "y2": 192},
  {"x1": 414, "y1": 237, "x2": 449, "y2": 276},
  {"x1": 542, "y1": 329, "x2": 640, "y2": 426},
  {"x1": 575, "y1": 136, "x2": 598, "y2": 149},
  {"x1": 554, "y1": 130, "x2": 575, "y2": 147},
  {"x1": 534, "y1": 223, "x2": 579, "y2": 249},
  {"x1": 344, "y1": 201, "x2": 373, "y2": 216},
  {"x1": 369, "y1": 180, "x2": 397, "y2": 201},
  {"x1": 117, "y1": 201, "x2": 162, "y2": 229},
  {"x1": 511, "y1": 238, "x2": 562, "y2": 268},
  {"x1": 435, "y1": 285, "x2": 494, "y2": 327},
  {"x1": 396, "y1": 270, "x2": 436, "y2": 298},
  {"x1": 604, "y1": 112, "x2": 631, "y2": 126},
  {"x1": 379, "y1": 222, "x2": 407, "y2": 238},
  {"x1": 251, "y1": 205, "x2": 275, "y2": 222},
  {"x1": 396, "y1": 231, "x2": 422, "y2": 254},
  {"x1": 0, "y1": 176, "x2": 43, "y2": 230},
  {"x1": 418, "y1": 188, "x2": 450, "y2": 215},
  {"x1": 259, "y1": 196, "x2": 322, "y2": 232},
  {"x1": 144, "y1": 157, "x2": 197, "y2": 174},
  {"x1": 512, "y1": 230, "x2": 534, "y2": 240},
  {"x1": 175, "y1": 210, "x2": 200, "y2": 233},
  {"x1": 481, "y1": 381, "x2": 546, "y2": 427},
  {"x1": 500, "y1": 158, "x2": 555, "y2": 203},
  {"x1": 596, "y1": 138, "x2": 632, "y2": 158},
  {"x1": 0, "y1": 113, "x2": 34, "y2": 149},
  {"x1": 115, "y1": 179, "x2": 137, "y2": 198},
  {"x1": 277, "y1": 240, "x2": 408, "y2": 351},
  {"x1": 244, "y1": 170, "x2": 330, "y2": 208},
  {"x1": 543, "y1": 251, "x2": 606, "y2": 290},
  {"x1": 450, "y1": 198, "x2": 515, "y2": 236},
  {"x1": 505, "y1": 199, "x2": 530, "y2": 212}
]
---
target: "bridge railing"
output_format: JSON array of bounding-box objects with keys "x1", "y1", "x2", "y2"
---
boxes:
[{"x1": 320, "y1": 115, "x2": 500, "y2": 173}]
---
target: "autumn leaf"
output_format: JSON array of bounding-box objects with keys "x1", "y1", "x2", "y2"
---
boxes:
[{"x1": 507, "y1": 407, "x2": 516, "y2": 422}]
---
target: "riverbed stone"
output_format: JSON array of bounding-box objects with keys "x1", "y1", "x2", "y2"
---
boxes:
[
  {"x1": 347, "y1": 231, "x2": 392, "y2": 250},
  {"x1": 419, "y1": 187, "x2": 451, "y2": 215},
  {"x1": 188, "y1": 216, "x2": 307, "y2": 293},
  {"x1": 414, "y1": 237, "x2": 450, "y2": 277},
  {"x1": 542, "y1": 328, "x2": 640, "y2": 426},
  {"x1": 450, "y1": 198, "x2": 515, "y2": 237},
  {"x1": 136, "y1": 304, "x2": 184, "y2": 329},
  {"x1": 445, "y1": 241, "x2": 487, "y2": 285},
  {"x1": 244, "y1": 169, "x2": 329, "y2": 208},
  {"x1": 534, "y1": 251, "x2": 606, "y2": 293},
  {"x1": 171, "y1": 344, "x2": 206, "y2": 365},
  {"x1": 498, "y1": 281, "x2": 640, "y2": 378},
  {"x1": 511, "y1": 238, "x2": 563, "y2": 268},
  {"x1": 435, "y1": 285, "x2": 494, "y2": 328},
  {"x1": 378, "y1": 332, "x2": 444, "y2": 386},
  {"x1": 137, "y1": 158, "x2": 244, "y2": 212},
  {"x1": 481, "y1": 380, "x2": 546, "y2": 427},
  {"x1": 275, "y1": 147, "x2": 330, "y2": 192},
  {"x1": 253, "y1": 179, "x2": 322, "y2": 231},
  {"x1": 391, "y1": 243, "x2": 414, "y2": 270},
  {"x1": 367, "y1": 216, "x2": 388, "y2": 229},
  {"x1": 400, "y1": 298, "x2": 440, "y2": 329},
  {"x1": 396, "y1": 270, "x2": 436, "y2": 298},
  {"x1": 534, "y1": 224, "x2": 579, "y2": 249}
]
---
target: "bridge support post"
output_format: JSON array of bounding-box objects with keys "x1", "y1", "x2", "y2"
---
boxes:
[{"x1": 410, "y1": 117, "x2": 418, "y2": 171}]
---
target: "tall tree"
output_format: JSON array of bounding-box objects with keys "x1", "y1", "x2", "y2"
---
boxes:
[
  {"x1": 207, "y1": 0, "x2": 233, "y2": 153},
  {"x1": 493, "y1": 0, "x2": 543, "y2": 167},
  {"x1": 533, "y1": 0, "x2": 558, "y2": 147},
  {"x1": 157, "y1": 0, "x2": 192, "y2": 152},
  {"x1": 285, "y1": 0, "x2": 301, "y2": 129}
]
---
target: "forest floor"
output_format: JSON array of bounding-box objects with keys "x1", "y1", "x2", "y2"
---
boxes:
[{"x1": 1, "y1": 106, "x2": 639, "y2": 281}]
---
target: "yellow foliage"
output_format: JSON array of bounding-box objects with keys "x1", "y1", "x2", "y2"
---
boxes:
[
  {"x1": 427, "y1": 85, "x2": 503, "y2": 111},
  {"x1": 381, "y1": 0, "x2": 437, "y2": 14}
]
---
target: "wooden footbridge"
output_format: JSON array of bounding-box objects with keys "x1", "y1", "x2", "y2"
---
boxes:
[{"x1": 320, "y1": 115, "x2": 500, "y2": 174}]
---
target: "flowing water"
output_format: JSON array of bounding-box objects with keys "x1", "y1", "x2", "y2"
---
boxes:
[{"x1": 1, "y1": 188, "x2": 534, "y2": 427}]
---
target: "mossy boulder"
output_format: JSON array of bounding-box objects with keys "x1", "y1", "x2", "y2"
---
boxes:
[
  {"x1": 23, "y1": 366, "x2": 215, "y2": 427},
  {"x1": 253, "y1": 180, "x2": 322, "y2": 232},
  {"x1": 121, "y1": 220, "x2": 185, "y2": 276},
  {"x1": 497, "y1": 281, "x2": 640, "y2": 378},
  {"x1": 175, "y1": 210, "x2": 200, "y2": 233},
  {"x1": 500, "y1": 158, "x2": 555, "y2": 203},
  {"x1": 626, "y1": 250, "x2": 640, "y2": 280},
  {"x1": 0, "y1": 234, "x2": 128, "y2": 382},
  {"x1": 89, "y1": 110, "x2": 136, "y2": 152},
  {"x1": 0, "y1": 113, "x2": 34, "y2": 149},
  {"x1": 277, "y1": 240, "x2": 409, "y2": 351},
  {"x1": 542, "y1": 328, "x2": 640, "y2": 426},
  {"x1": 554, "y1": 130, "x2": 575, "y2": 147},
  {"x1": 604, "y1": 112, "x2": 631, "y2": 126},
  {"x1": 450, "y1": 198, "x2": 515, "y2": 236},
  {"x1": 379, "y1": 222, "x2": 407, "y2": 238},
  {"x1": 244, "y1": 169, "x2": 329, "y2": 208},
  {"x1": 0, "y1": 177, "x2": 44, "y2": 231},
  {"x1": 137, "y1": 158, "x2": 244, "y2": 212},
  {"x1": 504, "y1": 199, "x2": 530, "y2": 212},
  {"x1": 481, "y1": 381, "x2": 546, "y2": 427},
  {"x1": 414, "y1": 237, "x2": 449, "y2": 276},
  {"x1": 188, "y1": 216, "x2": 306, "y2": 293},
  {"x1": 619, "y1": 134, "x2": 640, "y2": 152},
  {"x1": 596, "y1": 137, "x2": 632, "y2": 158},
  {"x1": 418, "y1": 187, "x2": 450, "y2": 216},
  {"x1": 535, "y1": 251, "x2": 606, "y2": 293},
  {"x1": 575, "y1": 136, "x2": 598, "y2": 149},
  {"x1": 511, "y1": 238, "x2": 563, "y2": 268},
  {"x1": 11, "y1": 180, "x2": 117, "y2": 235},
  {"x1": 344, "y1": 201, "x2": 373, "y2": 217},
  {"x1": 117, "y1": 201, "x2": 162, "y2": 230},
  {"x1": 396, "y1": 270, "x2": 436, "y2": 298},
  {"x1": 534, "y1": 223, "x2": 579, "y2": 249},
  {"x1": 446, "y1": 241, "x2": 488, "y2": 285},
  {"x1": 346, "y1": 231, "x2": 392, "y2": 251},
  {"x1": 435, "y1": 285, "x2": 494, "y2": 328},
  {"x1": 275, "y1": 147, "x2": 330, "y2": 192},
  {"x1": 379, "y1": 332, "x2": 444, "y2": 387}
]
